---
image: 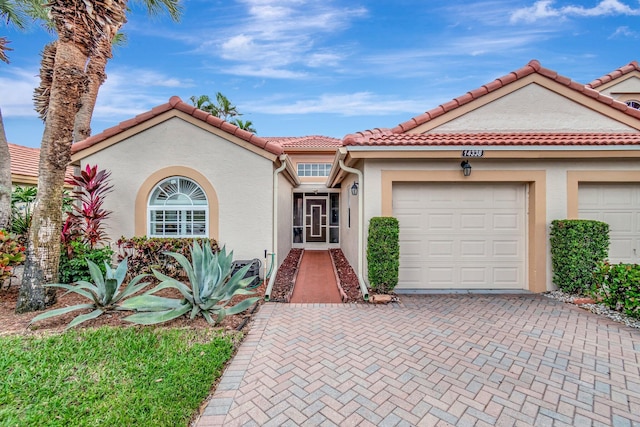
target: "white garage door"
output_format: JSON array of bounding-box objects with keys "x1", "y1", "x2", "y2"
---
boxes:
[
  {"x1": 393, "y1": 183, "x2": 527, "y2": 290},
  {"x1": 578, "y1": 184, "x2": 640, "y2": 263}
]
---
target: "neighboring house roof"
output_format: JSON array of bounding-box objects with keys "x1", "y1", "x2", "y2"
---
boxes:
[
  {"x1": 9, "y1": 142, "x2": 74, "y2": 185},
  {"x1": 587, "y1": 60, "x2": 640, "y2": 89},
  {"x1": 266, "y1": 135, "x2": 342, "y2": 149},
  {"x1": 343, "y1": 59, "x2": 640, "y2": 146},
  {"x1": 71, "y1": 96, "x2": 284, "y2": 157},
  {"x1": 343, "y1": 132, "x2": 640, "y2": 147}
]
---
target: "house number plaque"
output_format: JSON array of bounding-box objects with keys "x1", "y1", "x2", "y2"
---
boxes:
[{"x1": 462, "y1": 149, "x2": 484, "y2": 158}]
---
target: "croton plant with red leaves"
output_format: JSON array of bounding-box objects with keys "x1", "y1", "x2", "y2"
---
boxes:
[{"x1": 62, "y1": 164, "x2": 113, "y2": 251}]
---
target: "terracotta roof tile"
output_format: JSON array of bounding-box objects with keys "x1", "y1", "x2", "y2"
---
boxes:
[
  {"x1": 343, "y1": 132, "x2": 640, "y2": 147},
  {"x1": 378, "y1": 60, "x2": 640, "y2": 137},
  {"x1": 588, "y1": 61, "x2": 640, "y2": 89},
  {"x1": 264, "y1": 135, "x2": 342, "y2": 148},
  {"x1": 71, "y1": 96, "x2": 284, "y2": 156},
  {"x1": 9, "y1": 143, "x2": 74, "y2": 181}
]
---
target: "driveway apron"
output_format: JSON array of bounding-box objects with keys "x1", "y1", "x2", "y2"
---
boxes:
[{"x1": 196, "y1": 295, "x2": 640, "y2": 426}]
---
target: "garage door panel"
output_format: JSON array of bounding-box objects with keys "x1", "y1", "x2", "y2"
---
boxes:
[
  {"x1": 494, "y1": 267, "x2": 520, "y2": 285},
  {"x1": 603, "y1": 187, "x2": 634, "y2": 206},
  {"x1": 609, "y1": 239, "x2": 634, "y2": 260},
  {"x1": 493, "y1": 240, "x2": 520, "y2": 257},
  {"x1": 460, "y1": 214, "x2": 486, "y2": 230},
  {"x1": 394, "y1": 183, "x2": 526, "y2": 290},
  {"x1": 396, "y1": 213, "x2": 422, "y2": 231},
  {"x1": 460, "y1": 240, "x2": 486, "y2": 256},
  {"x1": 400, "y1": 240, "x2": 422, "y2": 258},
  {"x1": 603, "y1": 212, "x2": 633, "y2": 232},
  {"x1": 579, "y1": 184, "x2": 640, "y2": 264},
  {"x1": 460, "y1": 267, "x2": 487, "y2": 284},
  {"x1": 429, "y1": 267, "x2": 455, "y2": 285},
  {"x1": 427, "y1": 213, "x2": 455, "y2": 230},
  {"x1": 429, "y1": 241, "x2": 453, "y2": 256},
  {"x1": 494, "y1": 213, "x2": 519, "y2": 230}
]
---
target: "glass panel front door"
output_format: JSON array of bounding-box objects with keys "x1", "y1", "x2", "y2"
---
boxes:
[{"x1": 305, "y1": 198, "x2": 327, "y2": 242}]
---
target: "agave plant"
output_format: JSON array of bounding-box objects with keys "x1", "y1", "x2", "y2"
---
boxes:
[
  {"x1": 121, "y1": 242, "x2": 260, "y2": 326},
  {"x1": 30, "y1": 258, "x2": 149, "y2": 329}
]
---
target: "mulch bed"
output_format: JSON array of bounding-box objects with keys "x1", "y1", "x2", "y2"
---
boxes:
[
  {"x1": 268, "y1": 249, "x2": 303, "y2": 302},
  {"x1": 269, "y1": 248, "x2": 365, "y2": 303},
  {"x1": 329, "y1": 249, "x2": 365, "y2": 303}
]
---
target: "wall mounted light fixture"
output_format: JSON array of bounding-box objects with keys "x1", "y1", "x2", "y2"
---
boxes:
[
  {"x1": 351, "y1": 181, "x2": 359, "y2": 196},
  {"x1": 460, "y1": 161, "x2": 472, "y2": 177}
]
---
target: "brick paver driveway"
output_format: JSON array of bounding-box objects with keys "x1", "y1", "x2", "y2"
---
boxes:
[{"x1": 196, "y1": 295, "x2": 640, "y2": 426}]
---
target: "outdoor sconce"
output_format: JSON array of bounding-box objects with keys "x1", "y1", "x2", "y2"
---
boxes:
[
  {"x1": 351, "y1": 181, "x2": 359, "y2": 196},
  {"x1": 460, "y1": 161, "x2": 472, "y2": 177}
]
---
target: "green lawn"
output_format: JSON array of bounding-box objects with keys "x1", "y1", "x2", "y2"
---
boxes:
[{"x1": 0, "y1": 327, "x2": 238, "y2": 426}]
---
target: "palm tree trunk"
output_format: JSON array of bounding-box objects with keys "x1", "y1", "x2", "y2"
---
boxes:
[
  {"x1": 73, "y1": 38, "x2": 110, "y2": 142},
  {"x1": 16, "y1": 39, "x2": 85, "y2": 313},
  {"x1": 0, "y1": 109, "x2": 11, "y2": 230}
]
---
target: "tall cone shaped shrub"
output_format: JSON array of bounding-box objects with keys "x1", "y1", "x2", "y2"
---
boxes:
[{"x1": 367, "y1": 217, "x2": 399, "y2": 293}]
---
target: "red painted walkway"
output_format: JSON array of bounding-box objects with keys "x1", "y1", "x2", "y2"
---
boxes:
[{"x1": 290, "y1": 250, "x2": 342, "y2": 303}]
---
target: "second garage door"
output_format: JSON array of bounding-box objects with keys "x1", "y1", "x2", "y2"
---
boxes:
[
  {"x1": 393, "y1": 182, "x2": 527, "y2": 290},
  {"x1": 578, "y1": 183, "x2": 640, "y2": 264}
]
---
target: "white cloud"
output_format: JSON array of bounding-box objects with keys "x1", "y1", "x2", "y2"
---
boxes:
[
  {"x1": 249, "y1": 92, "x2": 427, "y2": 116},
  {"x1": 511, "y1": 0, "x2": 640, "y2": 23},
  {"x1": 212, "y1": 0, "x2": 367, "y2": 77},
  {"x1": 0, "y1": 68, "x2": 40, "y2": 117},
  {"x1": 222, "y1": 65, "x2": 308, "y2": 79},
  {"x1": 609, "y1": 25, "x2": 639, "y2": 38},
  {"x1": 93, "y1": 68, "x2": 194, "y2": 119}
]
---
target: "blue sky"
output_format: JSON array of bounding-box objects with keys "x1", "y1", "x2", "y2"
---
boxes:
[{"x1": 2, "y1": 0, "x2": 640, "y2": 148}]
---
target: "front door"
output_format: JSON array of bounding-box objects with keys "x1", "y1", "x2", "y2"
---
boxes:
[{"x1": 305, "y1": 198, "x2": 327, "y2": 242}]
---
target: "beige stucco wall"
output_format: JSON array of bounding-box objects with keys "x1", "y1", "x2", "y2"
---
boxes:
[
  {"x1": 599, "y1": 76, "x2": 640, "y2": 99},
  {"x1": 358, "y1": 156, "x2": 640, "y2": 292},
  {"x1": 79, "y1": 117, "x2": 274, "y2": 263},
  {"x1": 277, "y1": 173, "x2": 293, "y2": 268},
  {"x1": 432, "y1": 84, "x2": 637, "y2": 132},
  {"x1": 339, "y1": 172, "x2": 360, "y2": 272}
]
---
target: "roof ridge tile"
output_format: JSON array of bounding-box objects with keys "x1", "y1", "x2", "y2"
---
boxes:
[
  {"x1": 588, "y1": 60, "x2": 640, "y2": 88},
  {"x1": 350, "y1": 59, "x2": 640, "y2": 137},
  {"x1": 72, "y1": 97, "x2": 283, "y2": 157}
]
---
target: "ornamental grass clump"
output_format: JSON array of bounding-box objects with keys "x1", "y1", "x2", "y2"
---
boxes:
[
  {"x1": 30, "y1": 258, "x2": 149, "y2": 329},
  {"x1": 121, "y1": 241, "x2": 260, "y2": 326}
]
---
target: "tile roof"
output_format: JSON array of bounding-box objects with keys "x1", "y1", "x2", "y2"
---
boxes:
[
  {"x1": 344, "y1": 59, "x2": 640, "y2": 142},
  {"x1": 9, "y1": 143, "x2": 74, "y2": 181},
  {"x1": 71, "y1": 96, "x2": 284, "y2": 156},
  {"x1": 587, "y1": 60, "x2": 640, "y2": 89},
  {"x1": 343, "y1": 132, "x2": 640, "y2": 147},
  {"x1": 265, "y1": 135, "x2": 342, "y2": 148}
]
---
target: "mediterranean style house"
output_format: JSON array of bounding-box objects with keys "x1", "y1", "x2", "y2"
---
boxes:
[{"x1": 64, "y1": 59, "x2": 640, "y2": 297}]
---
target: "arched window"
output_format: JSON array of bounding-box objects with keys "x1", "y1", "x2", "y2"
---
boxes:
[
  {"x1": 148, "y1": 177, "x2": 208, "y2": 237},
  {"x1": 625, "y1": 100, "x2": 640, "y2": 110}
]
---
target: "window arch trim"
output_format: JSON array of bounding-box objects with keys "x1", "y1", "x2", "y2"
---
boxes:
[{"x1": 135, "y1": 167, "x2": 219, "y2": 239}]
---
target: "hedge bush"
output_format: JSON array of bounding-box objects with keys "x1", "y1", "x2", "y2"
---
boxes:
[
  {"x1": 116, "y1": 236, "x2": 219, "y2": 280},
  {"x1": 550, "y1": 219, "x2": 609, "y2": 294},
  {"x1": 591, "y1": 262, "x2": 640, "y2": 319},
  {"x1": 58, "y1": 240, "x2": 114, "y2": 284},
  {"x1": 367, "y1": 217, "x2": 399, "y2": 293}
]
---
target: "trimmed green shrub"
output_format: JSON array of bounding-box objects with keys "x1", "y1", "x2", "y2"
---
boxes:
[
  {"x1": 550, "y1": 219, "x2": 609, "y2": 294},
  {"x1": 116, "y1": 236, "x2": 219, "y2": 280},
  {"x1": 591, "y1": 261, "x2": 640, "y2": 319},
  {"x1": 367, "y1": 217, "x2": 399, "y2": 293},
  {"x1": 58, "y1": 239, "x2": 114, "y2": 284}
]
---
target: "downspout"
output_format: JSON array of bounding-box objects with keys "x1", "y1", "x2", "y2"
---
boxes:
[
  {"x1": 264, "y1": 155, "x2": 288, "y2": 301},
  {"x1": 338, "y1": 160, "x2": 369, "y2": 301}
]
